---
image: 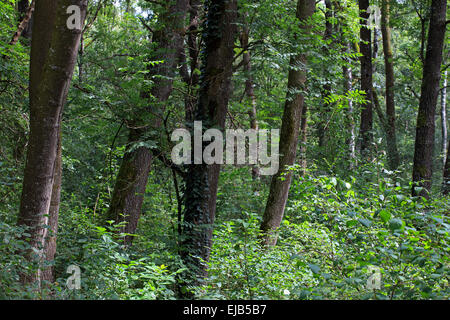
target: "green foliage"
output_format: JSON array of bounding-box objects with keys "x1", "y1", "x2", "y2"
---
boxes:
[{"x1": 0, "y1": 0, "x2": 448, "y2": 301}]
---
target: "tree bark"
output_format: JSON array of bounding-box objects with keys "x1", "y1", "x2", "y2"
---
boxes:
[
  {"x1": 343, "y1": 43, "x2": 356, "y2": 169},
  {"x1": 260, "y1": 0, "x2": 315, "y2": 247},
  {"x1": 380, "y1": 0, "x2": 400, "y2": 170},
  {"x1": 181, "y1": 0, "x2": 237, "y2": 288},
  {"x1": 317, "y1": 0, "x2": 333, "y2": 152},
  {"x1": 441, "y1": 70, "x2": 447, "y2": 167},
  {"x1": 412, "y1": 0, "x2": 447, "y2": 198},
  {"x1": 9, "y1": 0, "x2": 34, "y2": 46},
  {"x1": 41, "y1": 131, "x2": 62, "y2": 285},
  {"x1": 358, "y1": 0, "x2": 373, "y2": 157},
  {"x1": 17, "y1": 0, "x2": 87, "y2": 288},
  {"x1": 240, "y1": 15, "x2": 260, "y2": 179},
  {"x1": 443, "y1": 138, "x2": 450, "y2": 195},
  {"x1": 299, "y1": 104, "x2": 308, "y2": 176},
  {"x1": 106, "y1": 0, "x2": 188, "y2": 245}
]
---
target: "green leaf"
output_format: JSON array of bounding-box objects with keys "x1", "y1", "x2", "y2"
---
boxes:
[
  {"x1": 358, "y1": 218, "x2": 372, "y2": 227},
  {"x1": 379, "y1": 210, "x2": 391, "y2": 223},
  {"x1": 308, "y1": 263, "x2": 320, "y2": 274}
]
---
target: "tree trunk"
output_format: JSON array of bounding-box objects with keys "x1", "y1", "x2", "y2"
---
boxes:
[
  {"x1": 343, "y1": 44, "x2": 356, "y2": 169},
  {"x1": 443, "y1": 138, "x2": 450, "y2": 195},
  {"x1": 412, "y1": 0, "x2": 447, "y2": 198},
  {"x1": 181, "y1": 0, "x2": 237, "y2": 289},
  {"x1": 19, "y1": 0, "x2": 33, "y2": 38},
  {"x1": 381, "y1": 0, "x2": 400, "y2": 170},
  {"x1": 240, "y1": 15, "x2": 260, "y2": 179},
  {"x1": 9, "y1": 0, "x2": 34, "y2": 46},
  {"x1": 317, "y1": 0, "x2": 333, "y2": 153},
  {"x1": 299, "y1": 104, "x2": 308, "y2": 176},
  {"x1": 260, "y1": 0, "x2": 315, "y2": 246},
  {"x1": 106, "y1": 0, "x2": 188, "y2": 245},
  {"x1": 17, "y1": 0, "x2": 87, "y2": 288},
  {"x1": 441, "y1": 70, "x2": 447, "y2": 167},
  {"x1": 41, "y1": 131, "x2": 62, "y2": 285},
  {"x1": 358, "y1": 0, "x2": 373, "y2": 157}
]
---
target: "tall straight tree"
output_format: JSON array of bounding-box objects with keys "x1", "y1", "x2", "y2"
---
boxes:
[
  {"x1": 358, "y1": 0, "x2": 373, "y2": 156},
  {"x1": 240, "y1": 13, "x2": 260, "y2": 179},
  {"x1": 17, "y1": 0, "x2": 87, "y2": 287},
  {"x1": 441, "y1": 70, "x2": 447, "y2": 167},
  {"x1": 106, "y1": 0, "x2": 188, "y2": 245},
  {"x1": 412, "y1": 0, "x2": 447, "y2": 198},
  {"x1": 380, "y1": 0, "x2": 400, "y2": 170},
  {"x1": 181, "y1": 0, "x2": 237, "y2": 287},
  {"x1": 260, "y1": 0, "x2": 315, "y2": 246},
  {"x1": 317, "y1": 0, "x2": 333, "y2": 152}
]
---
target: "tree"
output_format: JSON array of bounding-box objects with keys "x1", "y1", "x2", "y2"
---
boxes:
[
  {"x1": 317, "y1": 0, "x2": 333, "y2": 153},
  {"x1": 41, "y1": 132, "x2": 62, "y2": 284},
  {"x1": 240, "y1": 12, "x2": 260, "y2": 179},
  {"x1": 380, "y1": 0, "x2": 400, "y2": 170},
  {"x1": 9, "y1": 0, "x2": 34, "y2": 46},
  {"x1": 106, "y1": 0, "x2": 188, "y2": 245},
  {"x1": 441, "y1": 70, "x2": 447, "y2": 167},
  {"x1": 181, "y1": 0, "x2": 238, "y2": 288},
  {"x1": 358, "y1": 0, "x2": 373, "y2": 156},
  {"x1": 412, "y1": 0, "x2": 447, "y2": 198},
  {"x1": 260, "y1": 0, "x2": 315, "y2": 246},
  {"x1": 17, "y1": 0, "x2": 87, "y2": 287}
]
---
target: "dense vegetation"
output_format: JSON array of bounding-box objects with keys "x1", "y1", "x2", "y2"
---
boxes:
[{"x1": 0, "y1": 0, "x2": 449, "y2": 300}]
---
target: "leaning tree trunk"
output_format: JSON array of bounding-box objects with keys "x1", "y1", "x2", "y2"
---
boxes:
[
  {"x1": 412, "y1": 0, "x2": 447, "y2": 198},
  {"x1": 358, "y1": 0, "x2": 374, "y2": 157},
  {"x1": 106, "y1": 0, "x2": 188, "y2": 245},
  {"x1": 260, "y1": 0, "x2": 315, "y2": 247},
  {"x1": 181, "y1": 0, "x2": 237, "y2": 290},
  {"x1": 381, "y1": 0, "x2": 400, "y2": 170},
  {"x1": 9, "y1": 0, "x2": 34, "y2": 46},
  {"x1": 17, "y1": 0, "x2": 87, "y2": 288}
]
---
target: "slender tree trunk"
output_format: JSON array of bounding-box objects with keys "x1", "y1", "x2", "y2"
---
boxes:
[
  {"x1": 441, "y1": 70, "x2": 447, "y2": 167},
  {"x1": 343, "y1": 43, "x2": 356, "y2": 169},
  {"x1": 317, "y1": 0, "x2": 333, "y2": 152},
  {"x1": 412, "y1": 0, "x2": 447, "y2": 198},
  {"x1": 260, "y1": 0, "x2": 315, "y2": 246},
  {"x1": 381, "y1": 0, "x2": 400, "y2": 170},
  {"x1": 181, "y1": 0, "x2": 237, "y2": 289},
  {"x1": 358, "y1": 0, "x2": 373, "y2": 157},
  {"x1": 9, "y1": 0, "x2": 34, "y2": 46},
  {"x1": 240, "y1": 16, "x2": 260, "y2": 179},
  {"x1": 184, "y1": 0, "x2": 201, "y2": 122},
  {"x1": 41, "y1": 131, "x2": 62, "y2": 285},
  {"x1": 17, "y1": 0, "x2": 87, "y2": 288},
  {"x1": 299, "y1": 104, "x2": 308, "y2": 176},
  {"x1": 106, "y1": 0, "x2": 188, "y2": 245}
]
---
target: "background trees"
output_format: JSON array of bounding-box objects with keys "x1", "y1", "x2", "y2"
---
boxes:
[{"x1": 0, "y1": 0, "x2": 448, "y2": 300}]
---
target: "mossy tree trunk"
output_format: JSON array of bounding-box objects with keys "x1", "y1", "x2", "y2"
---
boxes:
[
  {"x1": 17, "y1": 0, "x2": 87, "y2": 288},
  {"x1": 181, "y1": 0, "x2": 237, "y2": 290},
  {"x1": 381, "y1": 0, "x2": 400, "y2": 170},
  {"x1": 412, "y1": 0, "x2": 447, "y2": 198},
  {"x1": 106, "y1": 0, "x2": 188, "y2": 245},
  {"x1": 260, "y1": 0, "x2": 315, "y2": 247}
]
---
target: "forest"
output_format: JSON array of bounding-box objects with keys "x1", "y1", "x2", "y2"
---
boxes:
[{"x1": 0, "y1": 0, "x2": 449, "y2": 300}]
